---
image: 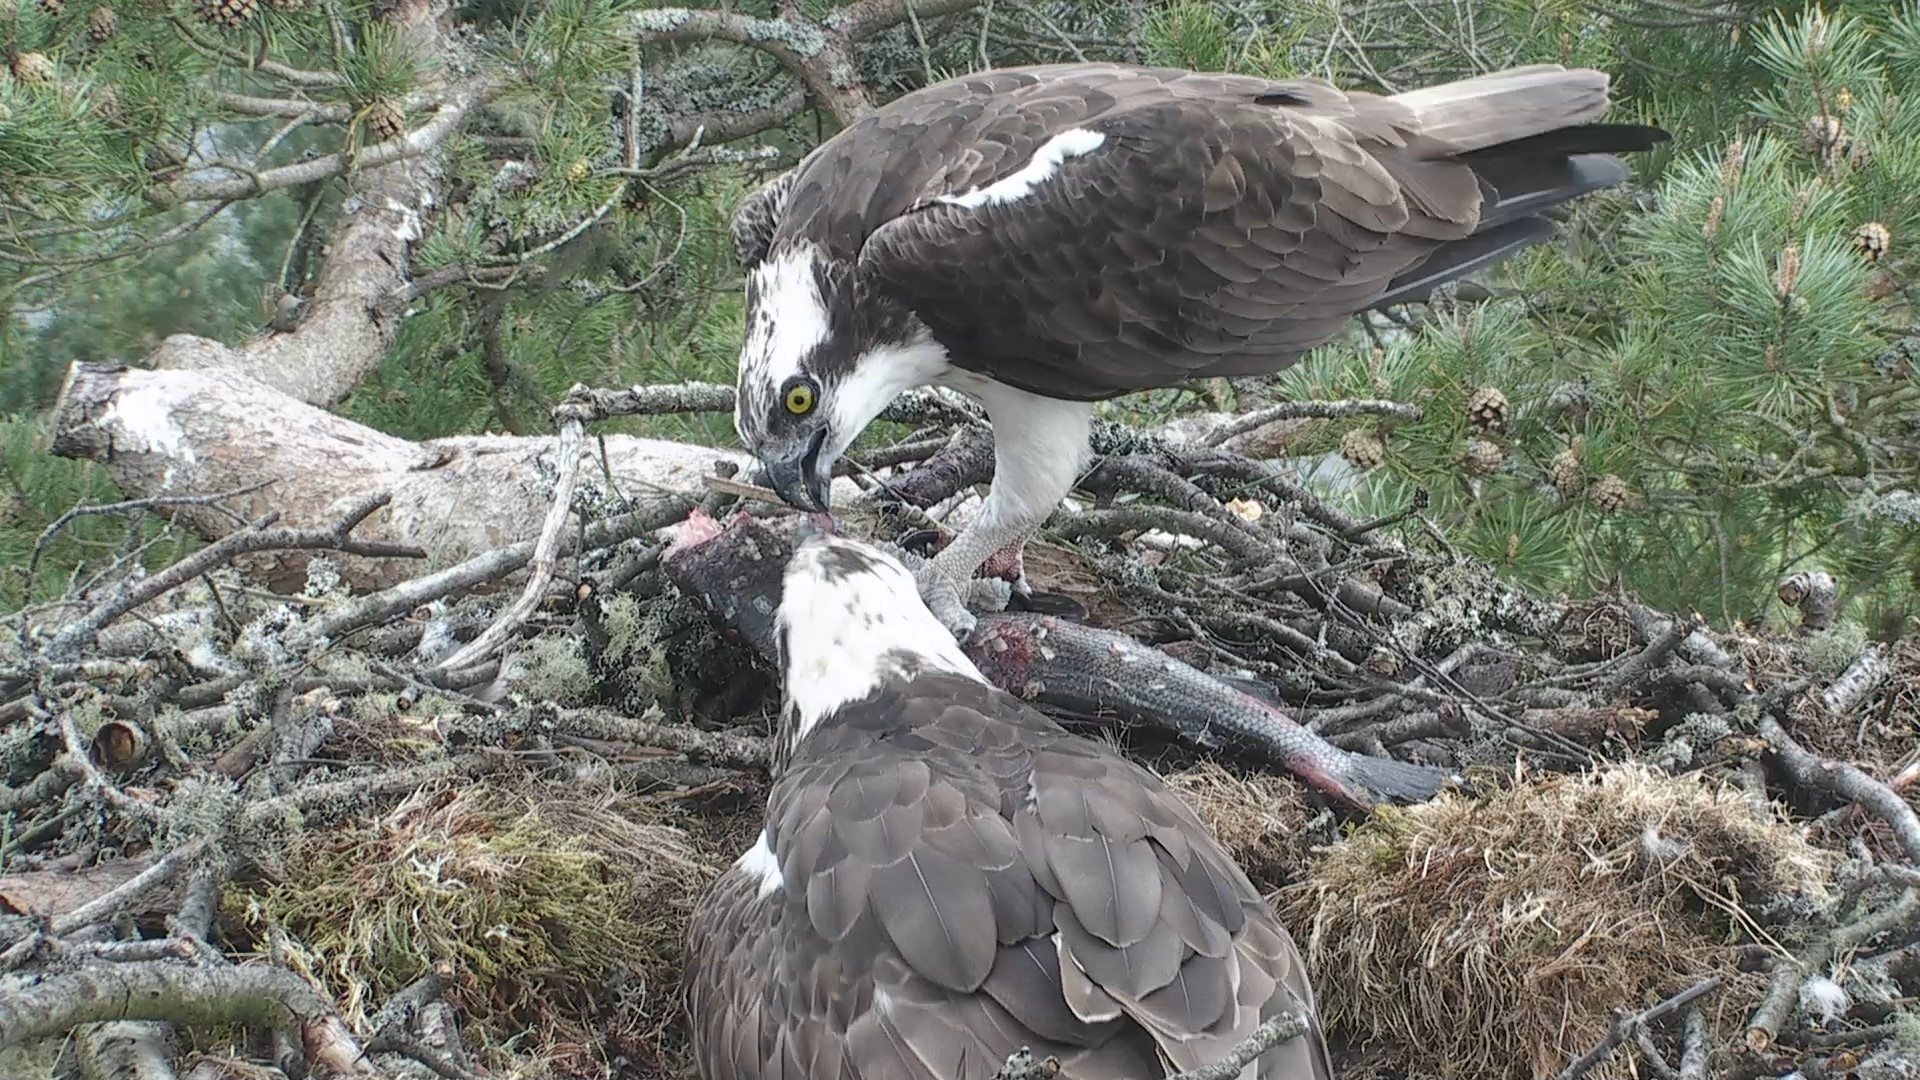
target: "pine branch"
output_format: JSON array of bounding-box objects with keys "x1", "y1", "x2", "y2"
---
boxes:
[
  {"x1": 629, "y1": 0, "x2": 986, "y2": 123},
  {"x1": 160, "y1": 81, "x2": 490, "y2": 205}
]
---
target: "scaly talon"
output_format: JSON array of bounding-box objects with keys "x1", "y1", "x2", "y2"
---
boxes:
[{"x1": 910, "y1": 560, "x2": 978, "y2": 641}]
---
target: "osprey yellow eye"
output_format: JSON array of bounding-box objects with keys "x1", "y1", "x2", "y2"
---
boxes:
[{"x1": 784, "y1": 384, "x2": 815, "y2": 415}]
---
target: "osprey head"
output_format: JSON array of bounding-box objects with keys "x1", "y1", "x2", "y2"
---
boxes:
[
  {"x1": 734, "y1": 242, "x2": 949, "y2": 513},
  {"x1": 774, "y1": 529, "x2": 981, "y2": 752}
]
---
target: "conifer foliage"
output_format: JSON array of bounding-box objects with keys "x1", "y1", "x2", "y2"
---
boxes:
[{"x1": 2, "y1": 0, "x2": 1917, "y2": 632}]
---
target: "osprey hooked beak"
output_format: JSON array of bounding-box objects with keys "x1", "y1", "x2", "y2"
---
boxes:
[{"x1": 759, "y1": 428, "x2": 833, "y2": 513}]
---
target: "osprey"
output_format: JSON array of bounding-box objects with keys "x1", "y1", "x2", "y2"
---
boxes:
[
  {"x1": 730, "y1": 61, "x2": 1667, "y2": 634},
  {"x1": 682, "y1": 531, "x2": 1335, "y2": 1079}
]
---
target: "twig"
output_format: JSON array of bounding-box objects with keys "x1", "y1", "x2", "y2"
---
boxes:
[
  {"x1": 546, "y1": 706, "x2": 771, "y2": 770},
  {"x1": 435, "y1": 411, "x2": 587, "y2": 671},
  {"x1": 1676, "y1": 1007, "x2": 1709, "y2": 1080},
  {"x1": 1200, "y1": 398, "x2": 1422, "y2": 447},
  {"x1": 0, "y1": 756, "x2": 80, "y2": 812},
  {"x1": 1556, "y1": 977, "x2": 1721, "y2": 1080},
  {"x1": 43, "y1": 495, "x2": 422, "y2": 663},
  {"x1": 1167, "y1": 1012, "x2": 1312, "y2": 1080},
  {"x1": 1602, "y1": 612, "x2": 1698, "y2": 697},
  {"x1": 1758, "y1": 717, "x2": 1920, "y2": 865},
  {"x1": 292, "y1": 500, "x2": 692, "y2": 649}
]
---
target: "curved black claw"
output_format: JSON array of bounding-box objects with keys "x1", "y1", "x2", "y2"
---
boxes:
[{"x1": 1006, "y1": 590, "x2": 1089, "y2": 621}]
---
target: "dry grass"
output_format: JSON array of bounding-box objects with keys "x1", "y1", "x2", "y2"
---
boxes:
[
  {"x1": 232, "y1": 775, "x2": 721, "y2": 1078},
  {"x1": 1163, "y1": 761, "x2": 1315, "y2": 891},
  {"x1": 1281, "y1": 764, "x2": 1838, "y2": 1080}
]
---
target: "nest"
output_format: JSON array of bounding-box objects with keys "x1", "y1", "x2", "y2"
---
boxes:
[
  {"x1": 1281, "y1": 765, "x2": 1837, "y2": 1080},
  {"x1": 232, "y1": 776, "x2": 719, "y2": 1078}
]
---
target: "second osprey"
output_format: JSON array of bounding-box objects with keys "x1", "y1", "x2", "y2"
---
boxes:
[{"x1": 731, "y1": 62, "x2": 1667, "y2": 634}]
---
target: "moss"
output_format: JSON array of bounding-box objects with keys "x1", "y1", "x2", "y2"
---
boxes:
[
  {"x1": 238, "y1": 779, "x2": 716, "y2": 1070},
  {"x1": 1161, "y1": 761, "x2": 1314, "y2": 891},
  {"x1": 1802, "y1": 620, "x2": 1869, "y2": 677}
]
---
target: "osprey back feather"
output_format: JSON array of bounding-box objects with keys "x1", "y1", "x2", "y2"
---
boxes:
[{"x1": 682, "y1": 532, "x2": 1337, "y2": 1079}]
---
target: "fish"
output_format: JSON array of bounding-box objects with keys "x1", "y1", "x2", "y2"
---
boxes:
[{"x1": 661, "y1": 509, "x2": 1450, "y2": 809}]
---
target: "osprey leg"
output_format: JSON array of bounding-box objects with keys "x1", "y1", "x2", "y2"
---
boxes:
[{"x1": 921, "y1": 389, "x2": 1095, "y2": 638}]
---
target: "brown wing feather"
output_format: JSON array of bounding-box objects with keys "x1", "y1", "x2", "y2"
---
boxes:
[
  {"x1": 756, "y1": 62, "x2": 1650, "y2": 403},
  {"x1": 683, "y1": 672, "x2": 1334, "y2": 1079}
]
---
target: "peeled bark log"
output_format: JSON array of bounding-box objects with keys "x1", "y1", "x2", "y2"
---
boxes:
[{"x1": 48, "y1": 360, "x2": 857, "y2": 592}]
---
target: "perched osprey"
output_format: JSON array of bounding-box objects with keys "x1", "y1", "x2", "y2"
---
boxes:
[
  {"x1": 730, "y1": 61, "x2": 1667, "y2": 634},
  {"x1": 682, "y1": 531, "x2": 1335, "y2": 1080}
]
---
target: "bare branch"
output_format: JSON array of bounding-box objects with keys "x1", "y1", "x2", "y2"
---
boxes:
[
  {"x1": 1556, "y1": 977, "x2": 1721, "y2": 1080},
  {"x1": 434, "y1": 413, "x2": 587, "y2": 671},
  {"x1": 1759, "y1": 716, "x2": 1920, "y2": 865},
  {"x1": 42, "y1": 494, "x2": 422, "y2": 663}
]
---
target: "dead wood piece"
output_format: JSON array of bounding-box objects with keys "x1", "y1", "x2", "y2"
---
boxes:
[
  {"x1": 1604, "y1": 612, "x2": 1699, "y2": 696},
  {"x1": 77, "y1": 1021, "x2": 180, "y2": 1080},
  {"x1": 0, "y1": 961, "x2": 375, "y2": 1075},
  {"x1": 1759, "y1": 717, "x2": 1920, "y2": 865},
  {"x1": 0, "y1": 756, "x2": 80, "y2": 813},
  {"x1": 546, "y1": 707, "x2": 771, "y2": 771},
  {"x1": 1677, "y1": 1007, "x2": 1709, "y2": 1080},
  {"x1": 1821, "y1": 644, "x2": 1888, "y2": 715},
  {"x1": 0, "y1": 855, "x2": 160, "y2": 922},
  {"x1": 47, "y1": 362, "x2": 799, "y2": 593},
  {"x1": 49, "y1": 839, "x2": 210, "y2": 937},
  {"x1": 1746, "y1": 888, "x2": 1919, "y2": 1050}
]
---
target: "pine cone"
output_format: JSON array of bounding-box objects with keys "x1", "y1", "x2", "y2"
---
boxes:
[
  {"x1": 1853, "y1": 221, "x2": 1891, "y2": 263},
  {"x1": 36, "y1": 0, "x2": 66, "y2": 17},
  {"x1": 1465, "y1": 385, "x2": 1509, "y2": 433},
  {"x1": 566, "y1": 157, "x2": 591, "y2": 183},
  {"x1": 11, "y1": 52, "x2": 56, "y2": 86},
  {"x1": 1461, "y1": 438, "x2": 1505, "y2": 477},
  {"x1": 195, "y1": 0, "x2": 256, "y2": 29},
  {"x1": 1590, "y1": 474, "x2": 1633, "y2": 514},
  {"x1": 91, "y1": 83, "x2": 122, "y2": 122},
  {"x1": 1550, "y1": 438, "x2": 1585, "y2": 498},
  {"x1": 364, "y1": 99, "x2": 404, "y2": 142},
  {"x1": 87, "y1": 4, "x2": 117, "y2": 38},
  {"x1": 1339, "y1": 428, "x2": 1385, "y2": 470}
]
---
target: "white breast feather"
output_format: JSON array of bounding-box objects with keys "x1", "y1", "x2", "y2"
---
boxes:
[{"x1": 937, "y1": 128, "x2": 1107, "y2": 210}]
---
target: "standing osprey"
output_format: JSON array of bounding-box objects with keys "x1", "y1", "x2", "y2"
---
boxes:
[
  {"x1": 730, "y1": 62, "x2": 1667, "y2": 634},
  {"x1": 682, "y1": 531, "x2": 1334, "y2": 1079}
]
